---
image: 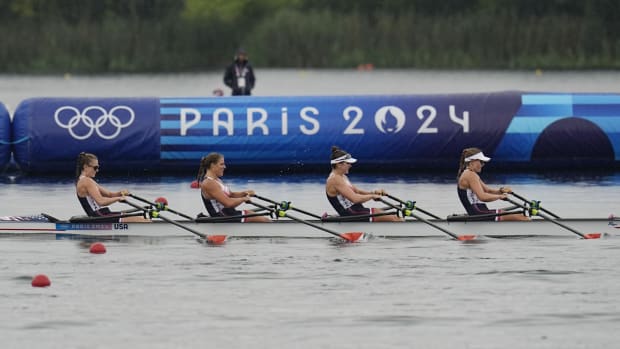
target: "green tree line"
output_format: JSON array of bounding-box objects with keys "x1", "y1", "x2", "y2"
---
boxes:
[{"x1": 0, "y1": 0, "x2": 618, "y2": 73}]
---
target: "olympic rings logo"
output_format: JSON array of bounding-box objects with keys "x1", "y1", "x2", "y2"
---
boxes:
[{"x1": 54, "y1": 106, "x2": 135, "y2": 140}]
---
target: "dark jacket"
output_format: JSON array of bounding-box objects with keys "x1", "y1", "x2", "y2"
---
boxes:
[{"x1": 223, "y1": 59, "x2": 256, "y2": 96}]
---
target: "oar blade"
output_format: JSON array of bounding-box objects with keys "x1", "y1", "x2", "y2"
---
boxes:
[
  {"x1": 206, "y1": 234, "x2": 228, "y2": 245},
  {"x1": 457, "y1": 234, "x2": 478, "y2": 241},
  {"x1": 339, "y1": 232, "x2": 365, "y2": 242},
  {"x1": 583, "y1": 233, "x2": 601, "y2": 240}
]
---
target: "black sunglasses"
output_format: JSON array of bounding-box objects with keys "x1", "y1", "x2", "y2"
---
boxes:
[{"x1": 90, "y1": 165, "x2": 100, "y2": 171}]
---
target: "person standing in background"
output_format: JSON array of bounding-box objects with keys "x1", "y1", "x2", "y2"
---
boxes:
[{"x1": 223, "y1": 48, "x2": 256, "y2": 96}]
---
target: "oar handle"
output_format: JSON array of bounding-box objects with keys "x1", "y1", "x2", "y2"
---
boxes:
[{"x1": 510, "y1": 192, "x2": 561, "y2": 219}]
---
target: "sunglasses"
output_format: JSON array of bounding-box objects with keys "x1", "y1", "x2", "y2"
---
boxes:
[{"x1": 89, "y1": 165, "x2": 100, "y2": 171}]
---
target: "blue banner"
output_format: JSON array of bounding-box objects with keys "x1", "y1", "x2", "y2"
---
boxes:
[
  {"x1": 8, "y1": 92, "x2": 620, "y2": 174},
  {"x1": 0, "y1": 102, "x2": 9, "y2": 170},
  {"x1": 494, "y1": 94, "x2": 620, "y2": 164},
  {"x1": 159, "y1": 92, "x2": 521, "y2": 170},
  {"x1": 12, "y1": 98, "x2": 160, "y2": 173}
]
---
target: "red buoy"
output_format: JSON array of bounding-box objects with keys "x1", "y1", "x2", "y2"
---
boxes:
[
  {"x1": 190, "y1": 180, "x2": 200, "y2": 188},
  {"x1": 89, "y1": 242, "x2": 107, "y2": 254},
  {"x1": 31, "y1": 274, "x2": 51, "y2": 287}
]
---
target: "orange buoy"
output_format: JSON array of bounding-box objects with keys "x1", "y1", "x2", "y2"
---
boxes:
[
  {"x1": 31, "y1": 274, "x2": 51, "y2": 287},
  {"x1": 89, "y1": 242, "x2": 107, "y2": 254}
]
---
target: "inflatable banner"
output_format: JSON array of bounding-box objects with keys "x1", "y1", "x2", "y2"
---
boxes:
[
  {"x1": 0, "y1": 102, "x2": 9, "y2": 170},
  {"x1": 12, "y1": 98, "x2": 159, "y2": 174},
  {"x1": 10, "y1": 92, "x2": 620, "y2": 174}
]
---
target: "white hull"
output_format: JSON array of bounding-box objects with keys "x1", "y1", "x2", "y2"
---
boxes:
[{"x1": 1, "y1": 217, "x2": 618, "y2": 239}]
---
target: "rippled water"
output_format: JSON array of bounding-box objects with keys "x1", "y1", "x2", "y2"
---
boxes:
[
  {"x1": 1, "y1": 173, "x2": 620, "y2": 348},
  {"x1": 2, "y1": 229, "x2": 620, "y2": 348}
]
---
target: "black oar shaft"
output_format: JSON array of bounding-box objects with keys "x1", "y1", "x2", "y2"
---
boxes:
[
  {"x1": 129, "y1": 194, "x2": 194, "y2": 220},
  {"x1": 253, "y1": 194, "x2": 322, "y2": 219},
  {"x1": 511, "y1": 192, "x2": 561, "y2": 219},
  {"x1": 380, "y1": 199, "x2": 458, "y2": 239},
  {"x1": 124, "y1": 199, "x2": 206, "y2": 239},
  {"x1": 249, "y1": 201, "x2": 345, "y2": 239},
  {"x1": 385, "y1": 194, "x2": 441, "y2": 219},
  {"x1": 506, "y1": 198, "x2": 585, "y2": 238}
]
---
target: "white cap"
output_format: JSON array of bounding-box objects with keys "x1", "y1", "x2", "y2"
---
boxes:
[
  {"x1": 330, "y1": 153, "x2": 357, "y2": 164},
  {"x1": 464, "y1": 151, "x2": 491, "y2": 162}
]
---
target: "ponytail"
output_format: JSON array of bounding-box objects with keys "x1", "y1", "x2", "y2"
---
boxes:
[{"x1": 457, "y1": 147, "x2": 481, "y2": 179}]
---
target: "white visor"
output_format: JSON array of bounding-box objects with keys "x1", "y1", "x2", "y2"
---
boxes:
[
  {"x1": 464, "y1": 152, "x2": 491, "y2": 162},
  {"x1": 330, "y1": 153, "x2": 357, "y2": 164}
]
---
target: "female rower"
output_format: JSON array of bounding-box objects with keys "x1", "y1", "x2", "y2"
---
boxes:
[
  {"x1": 457, "y1": 147, "x2": 529, "y2": 221},
  {"x1": 197, "y1": 153, "x2": 270, "y2": 222},
  {"x1": 75, "y1": 152, "x2": 149, "y2": 222},
  {"x1": 325, "y1": 146, "x2": 402, "y2": 222}
]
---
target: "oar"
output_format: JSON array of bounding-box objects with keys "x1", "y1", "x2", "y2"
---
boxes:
[
  {"x1": 379, "y1": 198, "x2": 476, "y2": 241},
  {"x1": 510, "y1": 192, "x2": 561, "y2": 219},
  {"x1": 248, "y1": 201, "x2": 365, "y2": 242},
  {"x1": 447, "y1": 209, "x2": 526, "y2": 222},
  {"x1": 252, "y1": 194, "x2": 323, "y2": 219},
  {"x1": 321, "y1": 211, "x2": 401, "y2": 222},
  {"x1": 384, "y1": 194, "x2": 441, "y2": 219},
  {"x1": 195, "y1": 212, "x2": 272, "y2": 222},
  {"x1": 123, "y1": 199, "x2": 227, "y2": 244},
  {"x1": 505, "y1": 198, "x2": 600, "y2": 239},
  {"x1": 129, "y1": 194, "x2": 194, "y2": 220}
]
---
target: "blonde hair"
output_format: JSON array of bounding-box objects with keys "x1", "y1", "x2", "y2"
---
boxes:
[{"x1": 457, "y1": 147, "x2": 482, "y2": 179}]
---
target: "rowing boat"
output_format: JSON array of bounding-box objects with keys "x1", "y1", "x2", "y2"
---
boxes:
[{"x1": 1, "y1": 214, "x2": 617, "y2": 239}]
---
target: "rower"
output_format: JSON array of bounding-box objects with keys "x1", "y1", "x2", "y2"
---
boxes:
[
  {"x1": 75, "y1": 152, "x2": 150, "y2": 223},
  {"x1": 197, "y1": 153, "x2": 271, "y2": 222},
  {"x1": 325, "y1": 146, "x2": 402, "y2": 222},
  {"x1": 456, "y1": 148, "x2": 529, "y2": 221}
]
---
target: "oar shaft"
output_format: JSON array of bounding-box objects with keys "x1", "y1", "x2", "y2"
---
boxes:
[
  {"x1": 380, "y1": 199, "x2": 458, "y2": 239},
  {"x1": 249, "y1": 201, "x2": 344, "y2": 239},
  {"x1": 124, "y1": 199, "x2": 206, "y2": 239},
  {"x1": 195, "y1": 212, "x2": 271, "y2": 222},
  {"x1": 511, "y1": 192, "x2": 561, "y2": 219},
  {"x1": 253, "y1": 194, "x2": 323, "y2": 219},
  {"x1": 414, "y1": 207, "x2": 441, "y2": 220},
  {"x1": 385, "y1": 194, "x2": 441, "y2": 219},
  {"x1": 505, "y1": 198, "x2": 584, "y2": 238},
  {"x1": 129, "y1": 194, "x2": 195, "y2": 220}
]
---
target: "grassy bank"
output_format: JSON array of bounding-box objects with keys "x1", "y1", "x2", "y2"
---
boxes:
[{"x1": 1, "y1": 9, "x2": 618, "y2": 73}]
